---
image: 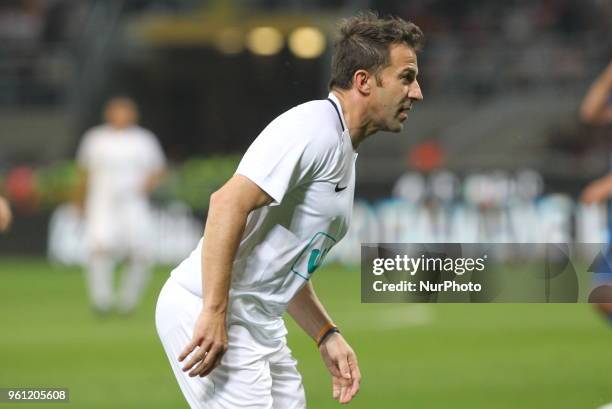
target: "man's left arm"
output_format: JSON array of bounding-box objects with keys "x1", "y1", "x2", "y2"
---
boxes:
[
  {"x1": 287, "y1": 282, "x2": 361, "y2": 404},
  {"x1": 143, "y1": 168, "x2": 167, "y2": 194},
  {"x1": 143, "y1": 133, "x2": 167, "y2": 194},
  {"x1": 581, "y1": 173, "x2": 612, "y2": 204},
  {"x1": 580, "y1": 61, "x2": 612, "y2": 125}
]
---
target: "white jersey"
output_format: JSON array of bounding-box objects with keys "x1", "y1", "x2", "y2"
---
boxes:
[
  {"x1": 76, "y1": 125, "x2": 165, "y2": 251},
  {"x1": 171, "y1": 93, "x2": 357, "y2": 343},
  {"x1": 76, "y1": 125, "x2": 165, "y2": 204}
]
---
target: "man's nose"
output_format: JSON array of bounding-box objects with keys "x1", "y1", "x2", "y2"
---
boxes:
[{"x1": 409, "y1": 80, "x2": 423, "y2": 101}]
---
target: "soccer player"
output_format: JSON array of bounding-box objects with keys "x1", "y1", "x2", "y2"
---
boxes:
[
  {"x1": 579, "y1": 61, "x2": 612, "y2": 318},
  {"x1": 76, "y1": 96, "x2": 166, "y2": 314},
  {"x1": 0, "y1": 195, "x2": 11, "y2": 232},
  {"x1": 156, "y1": 13, "x2": 424, "y2": 408},
  {"x1": 580, "y1": 61, "x2": 612, "y2": 204}
]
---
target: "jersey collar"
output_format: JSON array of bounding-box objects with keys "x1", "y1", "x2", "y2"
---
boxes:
[
  {"x1": 328, "y1": 92, "x2": 358, "y2": 155},
  {"x1": 327, "y1": 92, "x2": 348, "y2": 134}
]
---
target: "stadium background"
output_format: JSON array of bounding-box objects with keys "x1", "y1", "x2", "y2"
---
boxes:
[{"x1": 0, "y1": 0, "x2": 611, "y2": 408}]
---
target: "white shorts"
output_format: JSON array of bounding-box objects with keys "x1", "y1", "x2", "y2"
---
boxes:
[
  {"x1": 85, "y1": 198, "x2": 153, "y2": 257},
  {"x1": 155, "y1": 277, "x2": 306, "y2": 409}
]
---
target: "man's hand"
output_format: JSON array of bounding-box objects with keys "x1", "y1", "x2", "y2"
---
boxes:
[
  {"x1": 319, "y1": 333, "x2": 361, "y2": 404},
  {"x1": 178, "y1": 309, "x2": 228, "y2": 378},
  {"x1": 0, "y1": 196, "x2": 12, "y2": 232},
  {"x1": 142, "y1": 169, "x2": 166, "y2": 194},
  {"x1": 581, "y1": 175, "x2": 612, "y2": 204}
]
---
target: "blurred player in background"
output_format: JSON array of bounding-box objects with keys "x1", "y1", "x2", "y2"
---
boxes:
[
  {"x1": 580, "y1": 61, "x2": 612, "y2": 204},
  {"x1": 0, "y1": 196, "x2": 11, "y2": 232},
  {"x1": 156, "y1": 12, "x2": 424, "y2": 408},
  {"x1": 76, "y1": 96, "x2": 166, "y2": 315},
  {"x1": 579, "y1": 61, "x2": 612, "y2": 319}
]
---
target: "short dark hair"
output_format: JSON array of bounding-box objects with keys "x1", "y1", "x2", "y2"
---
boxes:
[{"x1": 329, "y1": 11, "x2": 424, "y2": 90}]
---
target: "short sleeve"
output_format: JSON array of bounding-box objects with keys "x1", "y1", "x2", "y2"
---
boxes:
[
  {"x1": 76, "y1": 130, "x2": 95, "y2": 168},
  {"x1": 236, "y1": 117, "x2": 320, "y2": 205}
]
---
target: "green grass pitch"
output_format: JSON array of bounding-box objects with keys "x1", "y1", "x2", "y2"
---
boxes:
[{"x1": 1, "y1": 258, "x2": 611, "y2": 408}]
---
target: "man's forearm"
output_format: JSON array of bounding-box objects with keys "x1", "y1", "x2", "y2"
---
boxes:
[
  {"x1": 199, "y1": 175, "x2": 274, "y2": 314},
  {"x1": 580, "y1": 63, "x2": 612, "y2": 124},
  {"x1": 0, "y1": 196, "x2": 12, "y2": 232},
  {"x1": 200, "y1": 192, "x2": 249, "y2": 313},
  {"x1": 287, "y1": 282, "x2": 335, "y2": 340}
]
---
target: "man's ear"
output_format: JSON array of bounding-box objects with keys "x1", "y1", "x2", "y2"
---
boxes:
[{"x1": 353, "y1": 69, "x2": 372, "y2": 95}]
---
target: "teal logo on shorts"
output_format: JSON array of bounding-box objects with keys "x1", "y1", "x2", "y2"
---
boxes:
[{"x1": 291, "y1": 232, "x2": 336, "y2": 280}]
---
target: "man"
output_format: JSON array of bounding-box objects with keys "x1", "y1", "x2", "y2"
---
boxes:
[
  {"x1": 580, "y1": 61, "x2": 612, "y2": 204},
  {"x1": 579, "y1": 61, "x2": 612, "y2": 318},
  {"x1": 0, "y1": 195, "x2": 11, "y2": 232},
  {"x1": 77, "y1": 96, "x2": 166, "y2": 314},
  {"x1": 156, "y1": 13, "x2": 424, "y2": 408}
]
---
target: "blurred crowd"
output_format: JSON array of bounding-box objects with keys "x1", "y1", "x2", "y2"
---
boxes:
[
  {"x1": 0, "y1": 0, "x2": 610, "y2": 257},
  {"x1": 0, "y1": 0, "x2": 88, "y2": 105},
  {"x1": 385, "y1": 0, "x2": 611, "y2": 96},
  {"x1": 0, "y1": 0, "x2": 609, "y2": 106}
]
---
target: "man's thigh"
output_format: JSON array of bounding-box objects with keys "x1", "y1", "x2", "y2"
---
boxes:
[
  {"x1": 156, "y1": 281, "x2": 276, "y2": 408},
  {"x1": 269, "y1": 344, "x2": 306, "y2": 409}
]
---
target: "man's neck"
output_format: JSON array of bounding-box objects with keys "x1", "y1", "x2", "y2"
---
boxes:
[
  {"x1": 108, "y1": 124, "x2": 132, "y2": 131},
  {"x1": 330, "y1": 89, "x2": 378, "y2": 149}
]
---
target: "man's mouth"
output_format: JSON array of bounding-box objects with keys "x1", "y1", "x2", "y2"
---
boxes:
[
  {"x1": 399, "y1": 103, "x2": 412, "y2": 112},
  {"x1": 398, "y1": 104, "x2": 412, "y2": 119}
]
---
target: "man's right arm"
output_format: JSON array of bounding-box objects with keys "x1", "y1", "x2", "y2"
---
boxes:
[
  {"x1": 74, "y1": 130, "x2": 94, "y2": 212},
  {"x1": 74, "y1": 168, "x2": 88, "y2": 212},
  {"x1": 0, "y1": 196, "x2": 12, "y2": 232},
  {"x1": 179, "y1": 174, "x2": 273, "y2": 378},
  {"x1": 580, "y1": 61, "x2": 612, "y2": 125},
  {"x1": 581, "y1": 173, "x2": 612, "y2": 204}
]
